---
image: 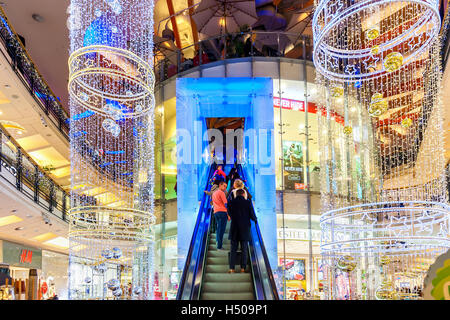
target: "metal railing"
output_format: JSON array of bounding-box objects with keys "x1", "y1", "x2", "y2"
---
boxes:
[
  {"x1": 0, "y1": 7, "x2": 70, "y2": 140},
  {"x1": 0, "y1": 123, "x2": 70, "y2": 222},
  {"x1": 155, "y1": 31, "x2": 313, "y2": 83}
]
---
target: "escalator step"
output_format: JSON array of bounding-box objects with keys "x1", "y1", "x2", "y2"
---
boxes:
[
  {"x1": 205, "y1": 264, "x2": 250, "y2": 273},
  {"x1": 201, "y1": 281, "x2": 253, "y2": 293},
  {"x1": 210, "y1": 233, "x2": 229, "y2": 240},
  {"x1": 207, "y1": 250, "x2": 228, "y2": 258},
  {"x1": 209, "y1": 244, "x2": 231, "y2": 250},
  {"x1": 207, "y1": 256, "x2": 228, "y2": 265},
  {"x1": 200, "y1": 292, "x2": 254, "y2": 300},
  {"x1": 203, "y1": 273, "x2": 251, "y2": 283},
  {"x1": 209, "y1": 238, "x2": 230, "y2": 246}
]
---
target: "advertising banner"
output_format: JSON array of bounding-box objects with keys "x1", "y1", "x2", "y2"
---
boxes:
[
  {"x1": 280, "y1": 258, "x2": 307, "y2": 292},
  {"x1": 282, "y1": 141, "x2": 304, "y2": 190}
]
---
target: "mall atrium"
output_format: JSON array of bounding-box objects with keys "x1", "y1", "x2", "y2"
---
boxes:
[{"x1": 0, "y1": 0, "x2": 449, "y2": 301}]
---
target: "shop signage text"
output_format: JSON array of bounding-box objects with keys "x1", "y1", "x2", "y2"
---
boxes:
[
  {"x1": 277, "y1": 228, "x2": 321, "y2": 242},
  {"x1": 274, "y1": 97, "x2": 305, "y2": 111},
  {"x1": 1, "y1": 240, "x2": 42, "y2": 269},
  {"x1": 295, "y1": 183, "x2": 307, "y2": 190},
  {"x1": 273, "y1": 97, "x2": 345, "y2": 125},
  {"x1": 19, "y1": 249, "x2": 33, "y2": 264}
]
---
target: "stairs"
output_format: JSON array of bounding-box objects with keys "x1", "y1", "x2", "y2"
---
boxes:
[{"x1": 200, "y1": 221, "x2": 255, "y2": 300}]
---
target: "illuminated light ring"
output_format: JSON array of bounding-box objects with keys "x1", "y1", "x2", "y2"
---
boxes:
[
  {"x1": 317, "y1": 7, "x2": 434, "y2": 58},
  {"x1": 320, "y1": 201, "x2": 450, "y2": 255},
  {"x1": 314, "y1": 6, "x2": 438, "y2": 81},
  {"x1": 312, "y1": 0, "x2": 440, "y2": 82},
  {"x1": 70, "y1": 230, "x2": 155, "y2": 243},
  {"x1": 68, "y1": 45, "x2": 155, "y2": 118},
  {"x1": 320, "y1": 205, "x2": 449, "y2": 231},
  {"x1": 313, "y1": 0, "x2": 439, "y2": 55},
  {"x1": 320, "y1": 238, "x2": 450, "y2": 256},
  {"x1": 68, "y1": 206, "x2": 156, "y2": 242}
]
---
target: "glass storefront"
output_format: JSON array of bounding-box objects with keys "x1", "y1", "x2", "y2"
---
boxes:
[{"x1": 41, "y1": 250, "x2": 69, "y2": 300}]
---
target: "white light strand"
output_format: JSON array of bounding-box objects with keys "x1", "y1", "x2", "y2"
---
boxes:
[
  {"x1": 68, "y1": 0, "x2": 156, "y2": 300},
  {"x1": 313, "y1": 0, "x2": 449, "y2": 300}
]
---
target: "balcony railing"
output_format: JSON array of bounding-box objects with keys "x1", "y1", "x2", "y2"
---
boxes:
[
  {"x1": 154, "y1": 31, "x2": 313, "y2": 84},
  {"x1": 0, "y1": 123, "x2": 69, "y2": 222},
  {"x1": 0, "y1": 7, "x2": 70, "y2": 140}
]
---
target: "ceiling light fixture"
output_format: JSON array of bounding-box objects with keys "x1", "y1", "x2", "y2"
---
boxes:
[{"x1": 0, "y1": 215, "x2": 23, "y2": 227}]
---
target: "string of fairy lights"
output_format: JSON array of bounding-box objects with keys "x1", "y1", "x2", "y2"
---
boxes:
[
  {"x1": 313, "y1": 0, "x2": 450, "y2": 299},
  {"x1": 67, "y1": 0, "x2": 156, "y2": 300}
]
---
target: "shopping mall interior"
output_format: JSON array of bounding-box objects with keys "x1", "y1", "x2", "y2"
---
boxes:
[{"x1": 0, "y1": 0, "x2": 449, "y2": 301}]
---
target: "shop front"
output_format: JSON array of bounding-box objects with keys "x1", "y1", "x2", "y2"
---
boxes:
[
  {"x1": 0, "y1": 240, "x2": 68, "y2": 300},
  {"x1": 0, "y1": 240, "x2": 42, "y2": 300},
  {"x1": 275, "y1": 224, "x2": 323, "y2": 300}
]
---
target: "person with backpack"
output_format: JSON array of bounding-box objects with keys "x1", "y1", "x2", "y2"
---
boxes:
[{"x1": 227, "y1": 188, "x2": 257, "y2": 273}]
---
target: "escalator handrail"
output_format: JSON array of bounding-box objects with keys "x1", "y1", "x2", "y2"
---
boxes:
[
  {"x1": 176, "y1": 163, "x2": 216, "y2": 300},
  {"x1": 237, "y1": 165, "x2": 279, "y2": 300}
]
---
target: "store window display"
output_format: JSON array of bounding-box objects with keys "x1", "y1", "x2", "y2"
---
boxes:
[
  {"x1": 41, "y1": 251, "x2": 68, "y2": 300},
  {"x1": 0, "y1": 264, "x2": 14, "y2": 300}
]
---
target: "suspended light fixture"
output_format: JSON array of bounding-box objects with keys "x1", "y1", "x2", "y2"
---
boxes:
[
  {"x1": 67, "y1": 0, "x2": 156, "y2": 300},
  {"x1": 313, "y1": 0, "x2": 449, "y2": 300}
]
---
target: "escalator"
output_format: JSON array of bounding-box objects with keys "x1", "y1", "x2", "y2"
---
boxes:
[{"x1": 177, "y1": 164, "x2": 279, "y2": 300}]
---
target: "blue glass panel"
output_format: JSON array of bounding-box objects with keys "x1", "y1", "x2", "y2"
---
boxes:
[{"x1": 176, "y1": 77, "x2": 277, "y2": 269}]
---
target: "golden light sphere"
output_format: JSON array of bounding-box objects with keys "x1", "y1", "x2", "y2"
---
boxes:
[
  {"x1": 375, "y1": 281, "x2": 397, "y2": 300},
  {"x1": 380, "y1": 255, "x2": 391, "y2": 266},
  {"x1": 370, "y1": 45, "x2": 380, "y2": 55},
  {"x1": 401, "y1": 117, "x2": 413, "y2": 128},
  {"x1": 383, "y1": 52, "x2": 404, "y2": 72},
  {"x1": 366, "y1": 27, "x2": 380, "y2": 40},
  {"x1": 343, "y1": 126, "x2": 353, "y2": 135},
  {"x1": 368, "y1": 92, "x2": 388, "y2": 117},
  {"x1": 330, "y1": 85, "x2": 344, "y2": 98},
  {"x1": 336, "y1": 255, "x2": 356, "y2": 272}
]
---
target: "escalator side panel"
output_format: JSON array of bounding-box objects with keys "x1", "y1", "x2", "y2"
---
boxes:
[
  {"x1": 238, "y1": 165, "x2": 279, "y2": 300},
  {"x1": 176, "y1": 164, "x2": 215, "y2": 300}
]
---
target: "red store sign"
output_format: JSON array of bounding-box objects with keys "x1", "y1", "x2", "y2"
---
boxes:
[
  {"x1": 19, "y1": 249, "x2": 33, "y2": 264},
  {"x1": 295, "y1": 183, "x2": 307, "y2": 190},
  {"x1": 273, "y1": 97, "x2": 345, "y2": 125},
  {"x1": 274, "y1": 97, "x2": 305, "y2": 111}
]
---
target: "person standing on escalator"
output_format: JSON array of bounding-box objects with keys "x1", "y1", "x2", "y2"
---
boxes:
[
  {"x1": 211, "y1": 181, "x2": 229, "y2": 251},
  {"x1": 212, "y1": 165, "x2": 226, "y2": 183},
  {"x1": 227, "y1": 189, "x2": 257, "y2": 273}
]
